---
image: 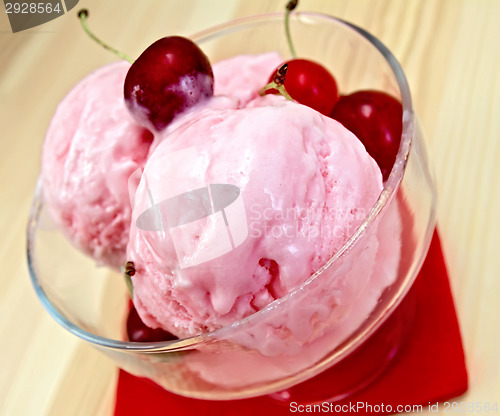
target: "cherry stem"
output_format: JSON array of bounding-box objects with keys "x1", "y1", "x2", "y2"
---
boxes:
[
  {"x1": 285, "y1": 0, "x2": 298, "y2": 58},
  {"x1": 123, "y1": 261, "x2": 135, "y2": 297},
  {"x1": 258, "y1": 63, "x2": 294, "y2": 101},
  {"x1": 78, "y1": 9, "x2": 134, "y2": 64}
]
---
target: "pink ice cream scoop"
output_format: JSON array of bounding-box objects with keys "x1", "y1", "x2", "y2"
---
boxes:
[
  {"x1": 127, "y1": 93, "x2": 384, "y2": 340},
  {"x1": 41, "y1": 61, "x2": 153, "y2": 270},
  {"x1": 213, "y1": 52, "x2": 283, "y2": 106}
]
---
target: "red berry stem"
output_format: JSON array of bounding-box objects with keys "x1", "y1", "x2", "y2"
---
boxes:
[
  {"x1": 258, "y1": 63, "x2": 294, "y2": 100},
  {"x1": 78, "y1": 9, "x2": 134, "y2": 64},
  {"x1": 123, "y1": 261, "x2": 136, "y2": 297},
  {"x1": 285, "y1": 0, "x2": 299, "y2": 58}
]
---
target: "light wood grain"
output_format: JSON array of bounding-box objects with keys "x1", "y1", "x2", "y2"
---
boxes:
[{"x1": 1, "y1": 1, "x2": 499, "y2": 414}]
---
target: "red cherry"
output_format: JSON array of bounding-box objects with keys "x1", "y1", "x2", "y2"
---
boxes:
[
  {"x1": 330, "y1": 90, "x2": 403, "y2": 180},
  {"x1": 266, "y1": 59, "x2": 339, "y2": 116},
  {"x1": 124, "y1": 36, "x2": 214, "y2": 132},
  {"x1": 126, "y1": 303, "x2": 177, "y2": 342}
]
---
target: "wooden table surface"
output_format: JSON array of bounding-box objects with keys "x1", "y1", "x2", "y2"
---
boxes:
[{"x1": 1, "y1": 1, "x2": 499, "y2": 415}]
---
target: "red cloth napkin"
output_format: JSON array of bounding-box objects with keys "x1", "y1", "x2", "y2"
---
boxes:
[{"x1": 114, "y1": 230, "x2": 468, "y2": 415}]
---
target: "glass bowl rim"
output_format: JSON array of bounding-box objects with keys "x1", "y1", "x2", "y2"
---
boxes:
[{"x1": 27, "y1": 11, "x2": 413, "y2": 353}]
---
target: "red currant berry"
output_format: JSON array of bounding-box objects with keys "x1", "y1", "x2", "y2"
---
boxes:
[
  {"x1": 124, "y1": 36, "x2": 214, "y2": 132},
  {"x1": 266, "y1": 59, "x2": 339, "y2": 116},
  {"x1": 330, "y1": 90, "x2": 403, "y2": 180},
  {"x1": 126, "y1": 303, "x2": 177, "y2": 342}
]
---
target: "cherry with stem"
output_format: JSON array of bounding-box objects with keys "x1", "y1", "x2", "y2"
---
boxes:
[
  {"x1": 77, "y1": 9, "x2": 214, "y2": 133},
  {"x1": 260, "y1": 1, "x2": 340, "y2": 115}
]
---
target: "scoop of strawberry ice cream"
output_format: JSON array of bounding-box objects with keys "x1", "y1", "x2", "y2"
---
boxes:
[
  {"x1": 213, "y1": 52, "x2": 283, "y2": 106},
  {"x1": 41, "y1": 61, "x2": 153, "y2": 270},
  {"x1": 127, "y1": 94, "x2": 384, "y2": 340}
]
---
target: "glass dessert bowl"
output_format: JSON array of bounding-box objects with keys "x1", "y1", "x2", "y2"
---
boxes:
[{"x1": 27, "y1": 12, "x2": 437, "y2": 402}]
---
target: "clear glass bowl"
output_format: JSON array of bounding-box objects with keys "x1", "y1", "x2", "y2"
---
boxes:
[{"x1": 27, "y1": 12, "x2": 437, "y2": 402}]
